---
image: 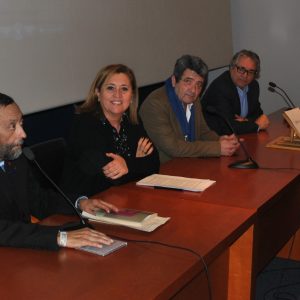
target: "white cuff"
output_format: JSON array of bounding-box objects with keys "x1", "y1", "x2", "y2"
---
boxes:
[{"x1": 58, "y1": 231, "x2": 68, "y2": 247}]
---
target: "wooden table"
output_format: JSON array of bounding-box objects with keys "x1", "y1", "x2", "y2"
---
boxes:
[
  {"x1": 154, "y1": 109, "x2": 300, "y2": 299},
  {"x1": 0, "y1": 196, "x2": 254, "y2": 300},
  {"x1": 1, "y1": 109, "x2": 298, "y2": 300}
]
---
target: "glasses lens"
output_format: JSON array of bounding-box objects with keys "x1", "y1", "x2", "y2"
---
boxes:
[
  {"x1": 235, "y1": 65, "x2": 256, "y2": 76},
  {"x1": 236, "y1": 66, "x2": 246, "y2": 74}
]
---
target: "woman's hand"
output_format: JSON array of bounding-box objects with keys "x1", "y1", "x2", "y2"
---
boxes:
[
  {"x1": 136, "y1": 137, "x2": 154, "y2": 157},
  {"x1": 102, "y1": 153, "x2": 128, "y2": 179}
]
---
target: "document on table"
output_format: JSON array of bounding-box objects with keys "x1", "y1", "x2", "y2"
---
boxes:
[
  {"x1": 283, "y1": 107, "x2": 300, "y2": 137},
  {"x1": 82, "y1": 209, "x2": 170, "y2": 232},
  {"x1": 78, "y1": 239, "x2": 127, "y2": 256},
  {"x1": 136, "y1": 174, "x2": 215, "y2": 192}
]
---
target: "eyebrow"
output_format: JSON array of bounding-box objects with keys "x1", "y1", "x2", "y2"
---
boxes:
[
  {"x1": 6, "y1": 116, "x2": 23, "y2": 123},
  {"x1": 104, "y1": 83, "x2": 130, "y2": 86},
  {"x1": 183, "y1": 76, "x2": 204, "y2": 82}
]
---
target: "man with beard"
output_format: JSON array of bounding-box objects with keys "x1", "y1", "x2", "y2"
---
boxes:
[{"x1": 0, "y1": 93, "x2": 117, "y2": 250}]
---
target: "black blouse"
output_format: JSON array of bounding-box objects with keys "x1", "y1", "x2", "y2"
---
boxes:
[{"x1": 61, "y1": 112, "x2": 160, "y2": 197}]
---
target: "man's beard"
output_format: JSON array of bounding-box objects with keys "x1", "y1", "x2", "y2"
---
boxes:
[{"x1": 0, "y1": 141, "x2": 23, "y2": 160}]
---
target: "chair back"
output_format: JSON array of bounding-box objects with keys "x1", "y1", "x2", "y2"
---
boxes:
[{"x1": 29, "y1": 137, "x2": 67, "y2": 188}]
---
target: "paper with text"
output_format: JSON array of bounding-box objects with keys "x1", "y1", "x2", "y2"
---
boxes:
[{"x1": 136, "y1": 174, "x2": 215, "y2": 192}]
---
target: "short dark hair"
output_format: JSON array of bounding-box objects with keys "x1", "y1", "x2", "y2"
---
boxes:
[
  {"x1": 230, "y1": 49, "x2": 261, "y2": 78},
  {"x1": 173, "y1": 55, "x2": 208, "y2": 83},
  {"x1": 0, "y1": 93, "x2": 14, "y2": 107}
]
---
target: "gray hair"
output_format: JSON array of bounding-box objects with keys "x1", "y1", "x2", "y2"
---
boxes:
[
  {"x1": 173, "y1": 55, "x2": 208, "y2": 83},
  {"x1": 230, "y1": 49, "x2": 260, "y2": 78}
]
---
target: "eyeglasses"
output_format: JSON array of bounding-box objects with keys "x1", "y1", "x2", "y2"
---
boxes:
[{"x1": 235, "y1": 65, "x2": 257, "y2": 77}]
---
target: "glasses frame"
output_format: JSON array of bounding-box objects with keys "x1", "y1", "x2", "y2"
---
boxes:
[{"x1": 234, "y1": 64, "x2": 257, "y2": 77}]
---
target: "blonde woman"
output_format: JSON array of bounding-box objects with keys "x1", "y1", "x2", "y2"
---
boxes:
[{"x1": 61, "y1": 64, "x2": 159, "y2": 196}]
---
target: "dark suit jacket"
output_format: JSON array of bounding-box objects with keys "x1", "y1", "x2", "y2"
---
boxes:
[
  {"x1": 61, "y1": 112, "x2": 160, "y2": 197},
  {"x1": 202, "y1": 71, "x2": 264, "y2": 135},
  {"x1": 0, "y1": 155, "x2": 72, "y2": 250}
]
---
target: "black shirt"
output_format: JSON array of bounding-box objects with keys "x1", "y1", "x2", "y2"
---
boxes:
[{"x1": 61, "y1": 112, "x2": 160, "y2": 197}]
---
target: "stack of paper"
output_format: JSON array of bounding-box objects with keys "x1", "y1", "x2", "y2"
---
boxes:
[
  {"x1": 79, "y1": 240, "x2": 127, "y2": 256},
  {"x1": 82, "y1": 208, "x2": 170, "y2": 232},
  {"x1": 136, "y1": 174, "x2": 215, "y2": 192}
]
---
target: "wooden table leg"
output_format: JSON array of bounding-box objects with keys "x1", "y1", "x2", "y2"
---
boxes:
[{"x1": 228, "y1": 225, "x2": 254, "y2": 300}]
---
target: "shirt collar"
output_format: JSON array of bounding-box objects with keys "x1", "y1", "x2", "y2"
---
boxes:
[{"x1": 236, "y1": 85, "x2": 249, "y2": 95}]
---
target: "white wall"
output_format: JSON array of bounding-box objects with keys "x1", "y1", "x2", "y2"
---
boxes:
[
  {"x1": 230, "y1": 0, "x2": 300, "y2": 114},
  {"x1": 0, "y1": 0, "x2": 232, "y2": 114}
]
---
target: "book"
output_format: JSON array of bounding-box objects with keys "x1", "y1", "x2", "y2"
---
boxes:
[
  {"x1": 78, "y1": 239, "x2": 127, "y2": 256},
  {"x1": 136, "y1": 174, "x2": 215, "y2": 192},
  {"x1": 82, "y1": 208, "x2": 170, "y2": 232},
  {"x1": 283, "y1": 107, "x2": 300, "y2": 138}
]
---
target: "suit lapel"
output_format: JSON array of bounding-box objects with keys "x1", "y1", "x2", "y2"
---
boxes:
[{"x1": 0, "y1": 158, "x2": 30, "y2": 221}]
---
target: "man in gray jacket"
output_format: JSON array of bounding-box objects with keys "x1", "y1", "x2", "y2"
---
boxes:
[{"x1": 140, "y1": 55, "x2": 239, "y2": 163}]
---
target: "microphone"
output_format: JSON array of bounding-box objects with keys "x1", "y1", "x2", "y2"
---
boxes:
[
  {"x1": 269, "y1": 82, "x2": 296, "y2": 108},
  {"x1": 268, "y1": 86, "x2": 292, "y2": 109},
  {"x1": 205, "y1": 106, "x2": 259, "y2": 169},
  {"x1": 23, "y1": 147, "x2": 91, "y2": 229}
]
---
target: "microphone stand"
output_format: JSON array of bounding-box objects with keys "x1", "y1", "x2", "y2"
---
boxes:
[
  {"x1": 269, "y1": 82, "x2": 296, "y2": 108},
  {"x1": 228, "y1": 142, "x2": 259, "y2": 169},
  {"x1": 274, "y1": 85, "x2": 295, "y2": 108},
  {"x1": 206, "y1": 106, "x2": 259, "y2": 169},
  {"x1": 268, "y1": 86, "x2": 292, "y2": 110},
  {"x1": 23, "y1": 147, "x2": 93, "y2": 230},
  {"x1": 33, "y1": 159, "x2": 94, "y2": 230}
]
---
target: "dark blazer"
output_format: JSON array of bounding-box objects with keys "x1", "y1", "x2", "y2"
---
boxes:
[
  {"x1": 202, "y1": 71, "x2": 264, "y2": 135},
  {"x1": 61, "y1": 112, "x2": 160, "y2": 197},
  {"x1": 0, "y1": 155, "x2": 72, "y2": 250}
]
